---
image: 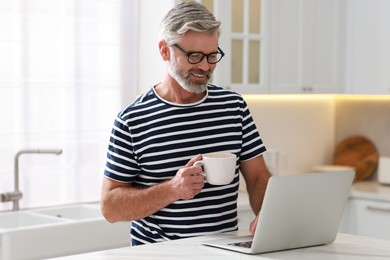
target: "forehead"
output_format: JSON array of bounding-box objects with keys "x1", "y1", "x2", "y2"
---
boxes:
[{"x1": 178, "y1": 31, "x2": 219, "y2": 52}]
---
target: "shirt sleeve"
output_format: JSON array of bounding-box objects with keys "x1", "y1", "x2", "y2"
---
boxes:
[
  {"x1": 104, "y1": 115, "x2": 140, "y2": 183},
  {"x1": 240, "y1": 100, "x2": 267, "y2": 162}
]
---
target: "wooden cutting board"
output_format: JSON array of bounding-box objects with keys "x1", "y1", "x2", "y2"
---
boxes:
[{"x1": 333, "y1": 136, "x2": 379, "y2": 181}]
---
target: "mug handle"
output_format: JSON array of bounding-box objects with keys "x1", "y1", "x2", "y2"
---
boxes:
[{"x1": 194, "y1": 161, "x2": 206, "y2": 177}]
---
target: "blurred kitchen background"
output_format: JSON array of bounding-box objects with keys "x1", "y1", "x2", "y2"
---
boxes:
[{"x1": 1, "y1": 0, "x2": 390, "y2": 213}]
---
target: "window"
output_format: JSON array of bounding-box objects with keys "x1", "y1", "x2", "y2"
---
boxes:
[{"x1": 0, "y1": 0, "x2": 139, "y2": 210}]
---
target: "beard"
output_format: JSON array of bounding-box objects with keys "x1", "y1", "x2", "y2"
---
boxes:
[{"x1": 168, "y1": 59, "x2": 211, "y2": 94}]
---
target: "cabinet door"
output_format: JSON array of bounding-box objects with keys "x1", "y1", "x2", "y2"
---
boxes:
[
  {"x1": 338, "y1": 199, "x2": 353, "y2": 234},
  {"x1": 345, "y1": 0, "x2": 390, "y2": 94},
  {"x1": 349, "y1": 198, "x2": 390, "y2": 240},
  {"x1": 269, "y1": 0, "x2": 344, "y2": 94},
  {"x1": 210, "y1": 0, "x2": 268, "y2": 94}
]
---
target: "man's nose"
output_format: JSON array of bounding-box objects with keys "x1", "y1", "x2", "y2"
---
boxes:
[{"x1": 196, "y1": 57, "x2": 211, "y2": 71}]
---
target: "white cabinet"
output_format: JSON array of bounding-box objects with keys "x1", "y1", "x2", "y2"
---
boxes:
[
  {"x1": 338, "y1": 200, "x2": 353, "y2": 234},
  {"x1": 212, "y1": 0, "x2": 268, "y2": 94},
  {"x1": 343, "y1": 198, "x2": 390, "y2": 240},
  {"x1": 213, "y1": 0, "x2": 345, "y2": 94},
  {"x1": 139, "y1": 0, "x2": 390, "y2": 95},
  {"x1": 269, "y1": 0, "x2": 345, "y2": 94},
  {"x1": 345, "y1": 0, "x2": 390, "y2": 94}
]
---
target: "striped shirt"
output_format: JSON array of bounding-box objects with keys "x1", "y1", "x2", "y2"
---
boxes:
[{"x1": 104, "y1": 84, "x2": 266, "y2": 245}]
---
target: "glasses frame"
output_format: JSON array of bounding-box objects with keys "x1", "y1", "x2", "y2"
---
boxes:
[{"x1": 172, "y1": 44, "x2": 225, "y2": 64}]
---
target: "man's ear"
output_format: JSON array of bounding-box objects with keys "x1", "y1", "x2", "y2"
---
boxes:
[{"x1": 159, "y1": 41, "x2": 170, "y2": 61}]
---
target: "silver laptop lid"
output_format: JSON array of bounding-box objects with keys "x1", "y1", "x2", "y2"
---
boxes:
[{"x1": 250, "y1": 170, "x2": 354, "y2": 254}]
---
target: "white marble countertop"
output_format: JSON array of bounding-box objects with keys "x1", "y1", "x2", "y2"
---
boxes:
[
  {"x1": 54, "y1": 231, "x2": 390, "y2": 259},
  {"x1": 350, "y1": 181, "x2": 390, "y2": 202}
]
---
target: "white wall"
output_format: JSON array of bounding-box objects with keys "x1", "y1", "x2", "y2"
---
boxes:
[
  {"x1": 244, "y1": 95, "x2": 336, "y2": 175},
  {"x1": 138, "y1": 0, "x2": 175, "y2": 94}
]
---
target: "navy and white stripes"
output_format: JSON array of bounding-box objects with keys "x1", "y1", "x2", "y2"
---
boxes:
[{"x1": 104, "y1": 84, "x2": 266, "y2": 245}]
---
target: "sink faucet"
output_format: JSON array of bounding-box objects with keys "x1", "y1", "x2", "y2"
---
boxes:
[{"x1": 0, "y1": 149, "x2": 62, "y2": 211}]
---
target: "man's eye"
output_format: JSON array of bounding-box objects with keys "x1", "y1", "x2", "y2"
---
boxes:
[{"x1": 189, "y1": 53, "x2": 203, "y2": 60}]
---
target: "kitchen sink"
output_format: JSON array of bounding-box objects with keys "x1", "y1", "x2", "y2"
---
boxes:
[
  {"x1": 0, "y1": 203, "x2": 131, "y2": 260},
  {"x1": 0, "y1": 211, "x2": 66, "y2": 230},
  {"x1": 31, "y1": 204, "x2": 102, "y2": 220}
]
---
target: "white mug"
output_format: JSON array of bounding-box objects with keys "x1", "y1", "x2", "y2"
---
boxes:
[{"x1": 194, "y1": 152, "x2": 237, "y2": 185}]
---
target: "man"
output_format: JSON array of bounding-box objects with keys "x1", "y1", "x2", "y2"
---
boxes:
[{"x1": 101, "y1": 1, "x2": 271, "y2": 246}]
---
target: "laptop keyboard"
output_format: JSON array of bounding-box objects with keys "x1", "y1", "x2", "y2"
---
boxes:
[{"x1": 229, "y1": 241, "x2": 253, "y2": 248}]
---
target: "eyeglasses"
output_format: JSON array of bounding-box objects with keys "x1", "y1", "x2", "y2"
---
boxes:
[{"x1": 172, "y1": 44, "x2": 225, "y2": 64}]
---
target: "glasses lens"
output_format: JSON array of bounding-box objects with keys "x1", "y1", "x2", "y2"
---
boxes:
[
  {"x1": 207, "y1": 53, "x2": 223, "y2": 64},
  {"x1": 188, "y1": 53, "x2": 204, "y2": 64}
]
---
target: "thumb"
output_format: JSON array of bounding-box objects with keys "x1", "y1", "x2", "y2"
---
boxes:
[
  {"x1": 250, "y1": 213, "x2": 260, "y2": 235},
  {"x1": 186, "y1": 154, "x2": 203, "y2": 167}
]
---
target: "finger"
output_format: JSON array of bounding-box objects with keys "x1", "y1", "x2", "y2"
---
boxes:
[
  {"x1": 250, "y1": 220, "x2": 256, "y2": 235},
  {"x1": 180, "y1": 165, "x2": 203, "y2": 178},
  {"x1": 192, "y1": 184, "x2": 205, "y2": 195},
  {"x1": 250, "y1": 214, "x2": 260, "y2": 234},
  {"x1": 192, "y1": 174, "x2": 205, "y2": 183},
  {"x1": 182, "y1": 163, "x2": 204, "y2": 178},
  {"x1": 192, "y1": 180, "x2": 205, "y2": 189},
  {"x1": 185, "y1": 154, "x2": 202, "y2": 167}
]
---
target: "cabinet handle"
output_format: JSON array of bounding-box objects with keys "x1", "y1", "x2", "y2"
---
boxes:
[{"x1": 366, "y1": 205, "x2": 390, "y2": 213}]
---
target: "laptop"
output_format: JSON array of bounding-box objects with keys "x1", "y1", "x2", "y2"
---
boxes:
[{"x1": 203, "y1": 170, "x2": 355, "y2": 254}]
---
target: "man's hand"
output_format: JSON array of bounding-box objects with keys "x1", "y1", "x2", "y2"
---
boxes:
[{"x1": 170, "y1": 154, "x2": 205, "y2": 200}]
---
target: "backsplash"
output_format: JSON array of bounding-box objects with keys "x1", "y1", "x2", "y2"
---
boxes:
[
  {"x1": 244, "y1": 95, "x2": 335, "y2": 175},
  {"x1": 243, "y1": 94, "x2": 390, "y2": 179},
  {"x1": 335, "y1": 96, "x2": 390, "y2": 179}
]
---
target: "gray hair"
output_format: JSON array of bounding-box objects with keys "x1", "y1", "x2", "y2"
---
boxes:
[{"x1": 159, "y1": 1, "x2": 221, "y2": 45}]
